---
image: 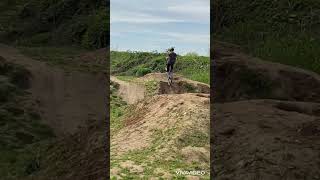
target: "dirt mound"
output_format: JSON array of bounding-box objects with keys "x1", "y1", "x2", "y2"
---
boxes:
[
  {"x1": 213, "y1": 42, "x2": 320, "y2": 179},
  {"x1": 111, "y1": 93, "x2": 210, "y2": 178},
  {"x1": 111, "y1": 76, "x2": 145, "y2": 104},
  {"x1": 214, "y1": 42, "x2": 320, "y2": 102},
  {"x1": 0, "y1": 44, "x2": 107, "y2": 136},
  {"x1": 213, "y1": 100, "x2": 320, "y2": 180},
  {"x1": 0, "y1": 44, "x2": 108, "y2": 179},
  {"x1": 25, "y1": 119, "x2": 108, "y2": 180},
  {"x1": 158, "y1": 81, "x2": 210, "y2": 94},
  {"x1": 139, "y1": 73, "x2": 210, "y2": 95}
]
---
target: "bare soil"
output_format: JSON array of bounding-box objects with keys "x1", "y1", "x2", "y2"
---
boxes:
[
  {"x1": 111, "y1": 76, "x2": 145, "y2": 104},
  {"x1": 212, "y1": 42, "x2": 320, "y2": 180},
  {"x1": 0, "y1": 44, "x2": 108, "y2": 180},
  {"x1": 0, "y1": 43, "x2": 107, "y2": 136},
  {"x1": 111, "y1": 93, "x2": 210, "y2": 178},
  {"x1": 139, "y1": 73, "x2": 210, "y2": 94},
  {"x1": 111, "y1": 74, "x2": 210, "y2": 178}
]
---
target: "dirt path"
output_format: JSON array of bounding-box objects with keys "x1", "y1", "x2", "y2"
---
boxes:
[
  {"x1": 0, "y1": 44, "x2": 107, "y2": 136},
  {"x1": 110, "y1": 76, "x2": 145, "y2": 104}
]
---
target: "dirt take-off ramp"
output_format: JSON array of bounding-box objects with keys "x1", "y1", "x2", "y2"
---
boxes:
[
  {"x1": 0, "y1": 44, "x2": 107, "y2": 136},
  {"x1": 110, "y1": 73, "x2": 211, "y2": 179}
]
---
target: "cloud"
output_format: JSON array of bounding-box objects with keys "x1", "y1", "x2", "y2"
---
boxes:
[
  {"x1": 111, "y1": 0, "x2": 209, "y2": 24},
  {"x1": 159, "y1": 32, "x2": 210, "y2": 44},
  {"x1": 167, "y1": 1, "x2": 210, "y2": 20},
  {"x1": 111, "y1": 11, "x2": 185, "y2": 24},
  {"x1": 110, "y1": 0, "x2": 210, "y2": 55}
]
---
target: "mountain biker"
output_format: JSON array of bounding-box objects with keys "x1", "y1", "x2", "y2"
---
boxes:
[{"x1": 166, "y1": 47, "x2": 177, "y2": 75}]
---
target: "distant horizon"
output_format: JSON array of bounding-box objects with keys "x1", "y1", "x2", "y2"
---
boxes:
[
  {"x1": 111, "y1": 0, "x2": 210, "y2": 56},
  {"x1": 110, "y1": 48, "x2": 210, "y2": 57}
]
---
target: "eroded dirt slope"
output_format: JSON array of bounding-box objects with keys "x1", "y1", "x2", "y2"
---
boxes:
[
  {"x1": 213, "y1": 100, "x2": 320, "y2": 180},
  {"x1": 110, "y1": 74, "x2": 211, "y2": 179},
  {"x1": 110, "y1": 76, "x2": 145, "y2": 104},
  {"x1": 111, "y1": 93, "x2": 210, "y2": 179},
  {"x1": 25, "y1": 119, "x2": 108, "y2": 180},
  {"x1": 0, "y1": 44, "x2": 107, "y2": 136},
  {"x1": 213, "y1": 42, "x2": 320, "y2": 180},
  {"x1": 214, "y1": 41, "x2": 320, "y2": 103}
]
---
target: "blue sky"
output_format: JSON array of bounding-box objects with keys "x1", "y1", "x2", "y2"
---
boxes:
[{"x1": 110, "y1": 0, "x2": 210, "y2": 56}]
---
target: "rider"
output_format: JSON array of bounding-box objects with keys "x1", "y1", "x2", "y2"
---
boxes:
[{"x1": 166, "y1": 47, "x2": 177, "y2": 75}]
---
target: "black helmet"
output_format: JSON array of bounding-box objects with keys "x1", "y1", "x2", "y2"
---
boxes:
[{"x1": 169, "y1": 47, "x2": 174, "y2": 51}]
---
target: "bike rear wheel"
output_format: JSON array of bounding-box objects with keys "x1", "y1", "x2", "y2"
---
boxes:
[{"x1": 167, "y1": 71, "x2": 173, "y2": 86}]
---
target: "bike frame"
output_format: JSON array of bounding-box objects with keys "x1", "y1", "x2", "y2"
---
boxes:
[{"x1": 167, "y1": 67, "x2": 173, "y2": 85}]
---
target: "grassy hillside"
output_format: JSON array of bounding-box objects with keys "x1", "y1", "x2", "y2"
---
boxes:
[
  {"x1": 0, "y1": 56, "x2": 55, "y2": 179},
  {"x1": 0, "y1": 0, "x2": 108, "y2": 49},
  {"x1": 111, "y1": 51, "x2": 210, "y2": 84},
  {"x1": 213, "y1": 0, "x2": 320, "y2": 74},
  {"x1": 110, "y1": 81, "x2": 127, "y2": 135}
]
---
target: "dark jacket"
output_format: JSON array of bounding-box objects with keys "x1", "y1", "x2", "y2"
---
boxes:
[{"x1": 167, "y1": 52, "x2": 177, "y2": 64}]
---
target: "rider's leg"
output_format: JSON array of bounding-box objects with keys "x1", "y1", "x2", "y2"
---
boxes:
[
  {"x1": 169, "y1": 64, "x2": 174, "y2": 79},
  {"x1": 166, "y1": 63, "x2": 170, "y2": 72}
]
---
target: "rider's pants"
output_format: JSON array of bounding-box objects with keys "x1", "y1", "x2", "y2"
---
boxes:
[{"x1": 166, "y1": 63, "x2": 174, "y2": 73}]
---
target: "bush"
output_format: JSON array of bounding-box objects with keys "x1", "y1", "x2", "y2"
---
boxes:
[
  {"x1": 185, "y1": 52, "x2": 199, "y2": 57},
  {"x1": 9, "y1": 65, "x2": 31, "y2": 89},
  {"x1": 213, "y1": 0, "x2": 320, "y2": 74},
  {"x1": 81, "y1": 8, "x2": 108, "y2": 49},
  {"x1": 135, "y1": 67, "x2": 152, "y2": 77},
  {"x1": 0, "y1": 76, "x2": 17, "y2": 102}
]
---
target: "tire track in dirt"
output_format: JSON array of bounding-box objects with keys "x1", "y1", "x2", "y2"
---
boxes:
[{"x1": 0, "y1": 44, "x2": 107, "y2": 136}]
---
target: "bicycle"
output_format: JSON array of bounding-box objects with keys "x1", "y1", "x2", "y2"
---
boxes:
[{"x1": 166, "y1": 66, "x2": 173, "y2": 86}]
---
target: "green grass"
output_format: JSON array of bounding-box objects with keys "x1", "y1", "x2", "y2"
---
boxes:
[
  {"x1": 115, "y1": 76, "x2": 135, "y2": 82},
  {"x1": 144, "y1": 80, "x2": 159, "y2": 96},
  {"x1": 111, "y1": 51, "x2": 210, "y2": 84},
  {"x1": 19, "y1": 46, "x2": 106, "y2": 73},
  {"x1": 175, "y1": 130, "x2": 209, "y2": 148},
  {"x1": 110, "y1": 82, "x2": 127, "y2": 135},
  {"x1": 214, "y1": 0, "x2": 320, "y2": 74},
  {"x1": 111, "y1": 127, "x2": 210, "y2": 179},
  {"x1": 0, "y1": 58, "x2": 55, "y2": 179},
  {"x1": 19, "y1": 46, "x2": 85, "y2": 65},
  {"x1": 0, "y1": 0, "x2": 108, "y2": 49}
]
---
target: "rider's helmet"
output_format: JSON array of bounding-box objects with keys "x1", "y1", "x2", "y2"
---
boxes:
[{"x1": 169, "y1": 47, "x2": 174, "y2": 51}]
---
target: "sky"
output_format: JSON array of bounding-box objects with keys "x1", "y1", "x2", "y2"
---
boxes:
[{"x1": 110, "y1": 0, "x2": 210, "y2": 56}]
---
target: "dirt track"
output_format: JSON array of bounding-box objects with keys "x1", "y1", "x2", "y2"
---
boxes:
[{"x1": 0, "y1": 44, "x2": 107, "y2": 136}]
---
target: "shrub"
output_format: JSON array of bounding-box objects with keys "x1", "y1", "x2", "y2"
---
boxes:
[
  {"x1": 81, "y1": 8, "x2": 108, "y2": 49},
  {"x1": 0, "y1": 76, "x2": 17, "y2": 102},
  {"x1": 135, "y1": 67, "x2": 152, "y2": 77}
]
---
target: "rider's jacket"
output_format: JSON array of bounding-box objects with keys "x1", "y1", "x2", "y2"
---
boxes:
[{"x1": 167, "y1": 52, "x2": 177, "y2": 64}]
